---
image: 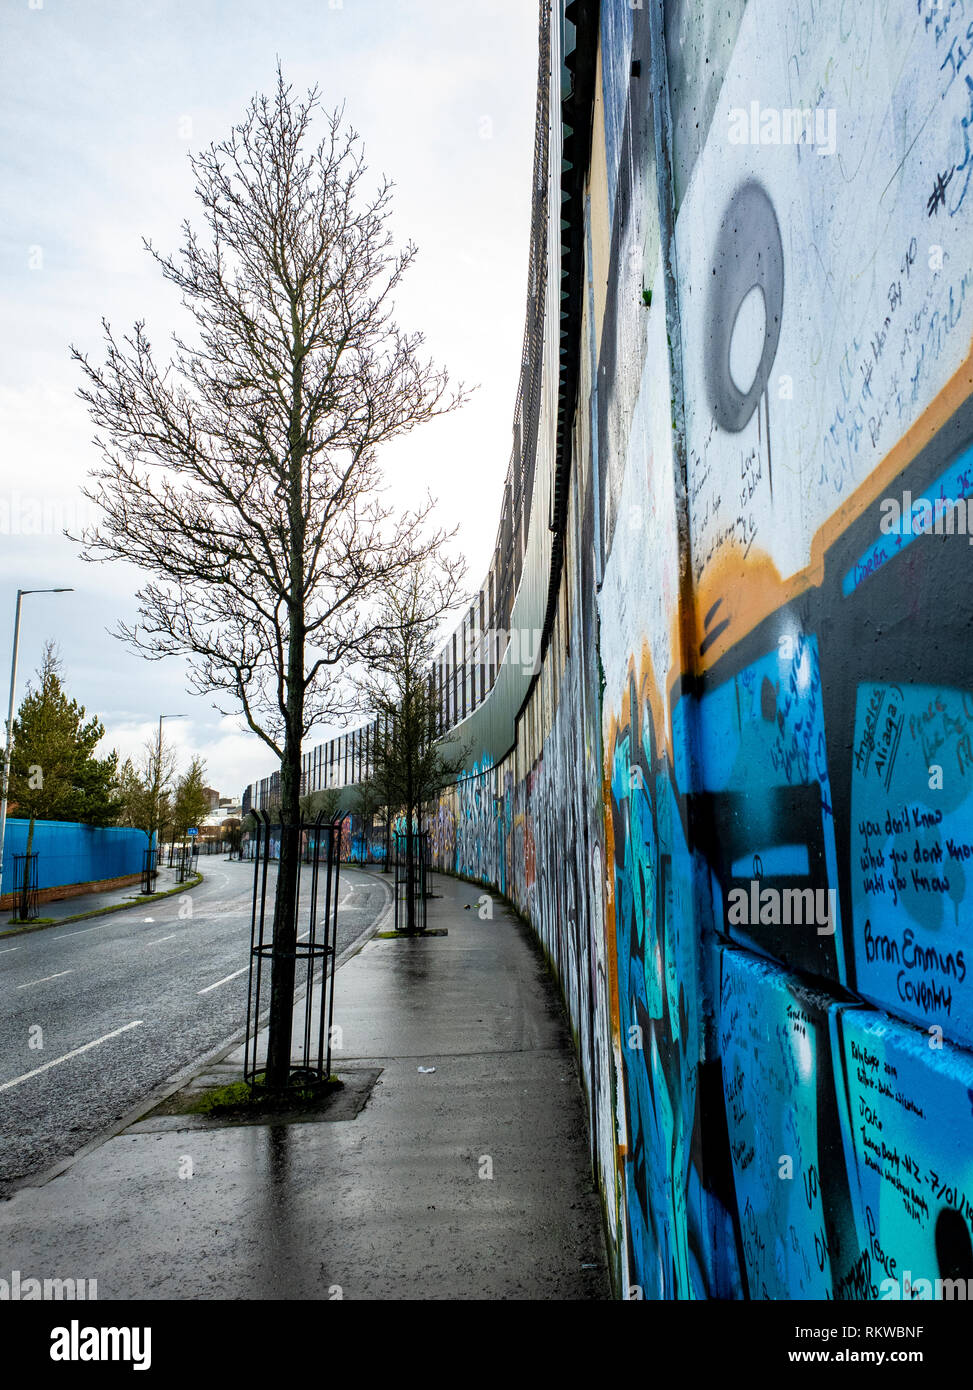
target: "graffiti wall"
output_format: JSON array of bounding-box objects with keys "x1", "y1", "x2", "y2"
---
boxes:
[{"x1": 420, "y1": 0, "x2": 973, "y2": 1299}]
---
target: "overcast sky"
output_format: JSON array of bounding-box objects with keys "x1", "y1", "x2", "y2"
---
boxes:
[{"x1": 0, "y1": 0, "x2": 538, "y2": 799}]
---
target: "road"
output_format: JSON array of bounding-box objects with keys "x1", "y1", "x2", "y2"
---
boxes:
[{"x1": 0, "y1": 860, "x2": 390, "y2": 1194}]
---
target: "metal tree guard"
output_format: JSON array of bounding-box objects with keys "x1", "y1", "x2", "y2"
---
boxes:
[
  {"x1": 244, "y1": 810, "x2": 342, "y2": 1088},
  {"x1": 141, "y1": 845, "x2": 158, "y2": 896},
  {"x1": 12, "y1": 852, "x2": 38, "y2": 922},
  {"x1": 176, "y1": 841, "x2": 192, "y2": 884},
  {"x1": 393, "y1": 829, "x2": 428, "y2": 932}
]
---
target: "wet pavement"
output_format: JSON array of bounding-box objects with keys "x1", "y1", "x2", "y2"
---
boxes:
[{"x1": 0, "y1": 871, "x2": 611, "y2": 1299}]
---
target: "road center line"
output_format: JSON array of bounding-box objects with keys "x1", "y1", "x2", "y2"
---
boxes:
[
  {"x1": 145, "y1": 934, "x2": 178, "y2": 945},
  {"x1": 197, "y1": 965, "x2": 248, "y2": 995},
  {"x1": 17, "y1": 970, "x2": 74, "y2": 990},
  {"x1": 57, "y1": 921, "x2": 116, "y2": 940},
  {"x1": 0, "y1": 1021, "x2": 143, "y2": 1093},
  {"x1": 0, "y1": 946, "x2": 20, "y2": 954}
]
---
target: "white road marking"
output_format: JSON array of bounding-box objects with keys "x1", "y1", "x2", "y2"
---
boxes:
[
  {"x1": 145, "y1": 934, "x2": 178, "y2": 945},
  {"x1": 17, "y1": 970, "x2": 74, "y2": 990},
  {"x1": 0, "y1": 946, "x2": 20, "y2": 954},
  {"x1": 58, "y1": 919, "x2": 120, "y2": 940},
  {"x1": 0, "y1": 1021, "x2": 143, "y2": 1093},
  {"x1": 197, "y1": 965, "x2": 248, "y2": 995}
]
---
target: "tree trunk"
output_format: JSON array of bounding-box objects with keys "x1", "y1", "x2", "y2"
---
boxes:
[
  {"x1": 265, "y1": 738, "x2": 302, "y2": 1088},
  {"x1": 20, "y1": 816, "x2": 36, "y2": 921},
  {"x1": 266, "y1": 367, "x2": 307, "y2": 1089},
  {"x1": 406, "y1": 766, "x2": 416, "y2": 933}
]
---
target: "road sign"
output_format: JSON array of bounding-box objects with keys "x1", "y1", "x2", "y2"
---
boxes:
[{"x1": 187, "y1": 828, "x2": 198, "y2": 837}]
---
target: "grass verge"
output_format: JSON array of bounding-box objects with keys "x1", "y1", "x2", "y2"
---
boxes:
[{"x1": 1, "y1": 873, "x2": 204, "y2": 938}]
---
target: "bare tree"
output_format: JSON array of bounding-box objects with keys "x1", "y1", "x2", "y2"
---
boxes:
[
  {"x1": 71, "y1": 72, "x2": 466, "y2": 1085},
  {"x1": 115, "y1": 737, "x2": 177, "y2": 848},
  {"x1": 362, "y1": 556, "x2": 468, "y2": 930}
]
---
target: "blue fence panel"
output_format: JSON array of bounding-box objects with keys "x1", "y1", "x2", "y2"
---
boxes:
[{"x1": 0, "y1": 820, "x2": 148, "y2": 896}]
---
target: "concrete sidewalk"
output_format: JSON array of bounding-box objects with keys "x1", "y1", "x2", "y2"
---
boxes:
[{"x1": 0, "y1": 872, "x2": 611, "y2": 1300}]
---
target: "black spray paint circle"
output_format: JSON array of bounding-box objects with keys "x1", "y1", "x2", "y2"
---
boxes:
[{"x1": 706, "y1": 180, "x2": 784, "y2": 434}]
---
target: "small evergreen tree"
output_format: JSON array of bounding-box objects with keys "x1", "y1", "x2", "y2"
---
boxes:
[
  {"x1": 75, "y1": 745, "x2": 122, "y2": 826},
  {"x1": 172, "y1": 756, "x2": 211, "y2": 837},
  {"x1": 114, "y1": 757, "x2": 153, "y2": 831},
  {"x1": 8, "y1": 644, "x2": 122, "y2": 866}
]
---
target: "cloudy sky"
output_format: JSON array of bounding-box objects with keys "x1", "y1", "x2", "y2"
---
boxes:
[{"x1": 0, "y1": 0, "x2": 538, "y2": 799}]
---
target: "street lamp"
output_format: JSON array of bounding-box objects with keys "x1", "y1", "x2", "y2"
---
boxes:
[
  {"x1": 154, "y1": 713, "x2": 187, "y2": 858},
  {"x1": 0, "y1": 588, "x2": 74, "y2": 898}
]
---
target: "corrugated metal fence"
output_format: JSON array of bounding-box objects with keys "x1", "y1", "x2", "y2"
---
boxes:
[{"x1": 0, "y1": 819, "x2": 148, "y2": 896}]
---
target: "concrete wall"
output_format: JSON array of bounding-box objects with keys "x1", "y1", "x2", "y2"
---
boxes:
[{"x1": 428, "y1": 0, "x2": 973, "y2": 1299}]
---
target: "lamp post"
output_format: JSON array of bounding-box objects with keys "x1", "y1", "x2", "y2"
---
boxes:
[
  {"x1": 0, "y1": 588, "x2": 74, "y2": 900},
  {"x1": 154, "y1": 713, "x2": 186, "y2": 860}
]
